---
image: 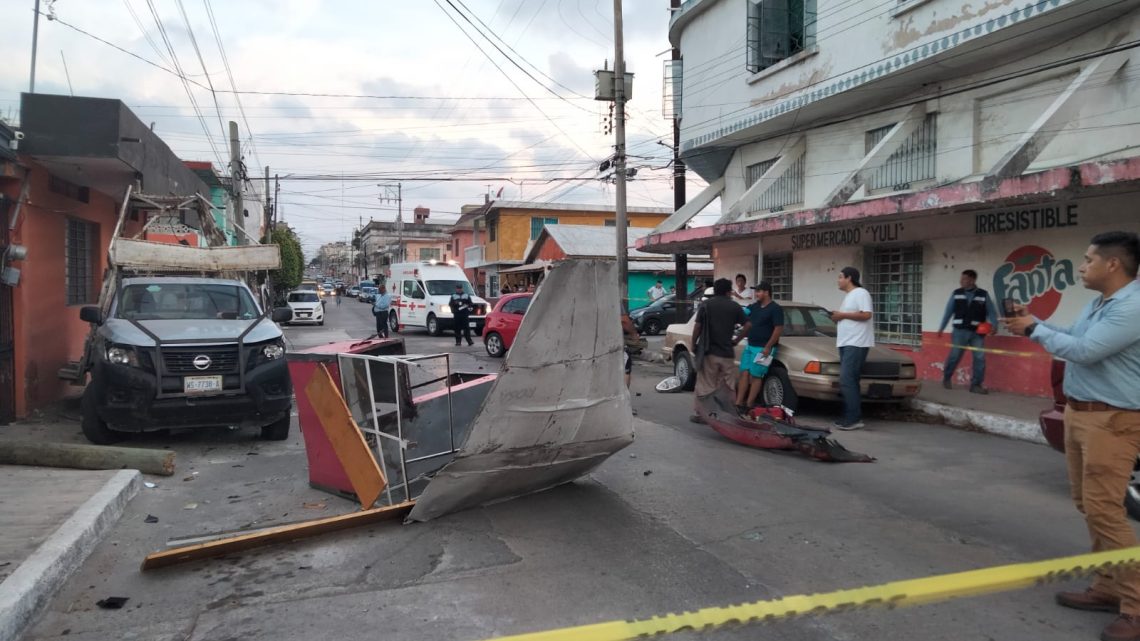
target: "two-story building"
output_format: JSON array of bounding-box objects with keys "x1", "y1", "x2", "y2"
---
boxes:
[
  {"x1": 359, "y1": 207, "x2": 453, "y2": 278},
  {"x1": 638, "y1": 0, "x2": 1140, "y2": 396},
  {"x1": 462, "y1": 200, "x2": 673, "y2": 296}
]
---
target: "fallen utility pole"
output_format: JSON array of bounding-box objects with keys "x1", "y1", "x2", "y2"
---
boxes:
[{"x1": 0, "y1": 440, "x2": 175, "y2": 476}]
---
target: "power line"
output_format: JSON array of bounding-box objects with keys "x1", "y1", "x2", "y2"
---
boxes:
[{"x1": 203, "y1": 0, "x2": 263, "y2": 175}]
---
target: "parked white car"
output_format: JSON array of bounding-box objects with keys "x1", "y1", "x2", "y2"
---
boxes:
[{"x1": 285, "y1": 290, "x2": 324, "y2": 325}]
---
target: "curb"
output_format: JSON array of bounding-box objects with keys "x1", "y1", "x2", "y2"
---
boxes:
[
  {"x1": 0, "y1": 469, "x2": 141, "y2": 641},
  {"x1": 907, "y1": 399, "x2": 1046, "y2": 445}
]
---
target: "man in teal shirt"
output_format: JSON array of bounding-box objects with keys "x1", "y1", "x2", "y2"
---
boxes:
[{"x1": 1005, "y1": 231, "x2": 1140, "y2": 641}]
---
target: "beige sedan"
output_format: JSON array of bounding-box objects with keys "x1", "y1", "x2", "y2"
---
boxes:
[{"x1": 662, "y1": 301, "x2": 921, "y2": 410}]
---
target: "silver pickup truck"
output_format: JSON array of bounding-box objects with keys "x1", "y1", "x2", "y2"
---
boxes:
[{"x1": 78, "y1": 276, "x2": 294, "y2": 444}]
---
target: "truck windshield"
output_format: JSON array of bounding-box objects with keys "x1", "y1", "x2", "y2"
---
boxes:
[
  {"x1": 117, "y1": 284, "x2": 259, "y2": 321},
  {"x1": 426, "y1": 280, "x2": 474, "y2": 296}
]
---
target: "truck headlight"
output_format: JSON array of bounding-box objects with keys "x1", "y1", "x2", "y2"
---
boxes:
[
  {"x1": 262, "y1": 343, "x2": 285, "y2": 360},
  {"x1": 107, "y1": 345, "x2": 138, "y2": 367}
]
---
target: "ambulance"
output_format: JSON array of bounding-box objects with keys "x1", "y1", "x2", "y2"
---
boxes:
[{"x1": 384, "y1": 261, "x2": 490, "y2": 336}]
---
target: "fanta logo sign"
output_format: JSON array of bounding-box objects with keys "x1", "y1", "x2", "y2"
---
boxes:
[{"x1": 993, "y1": 245, "x2": 1076, "y2": 320}]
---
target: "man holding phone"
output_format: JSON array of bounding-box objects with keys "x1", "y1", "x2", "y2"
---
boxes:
[
  {"x1": 1004, "y1": 231, "x2": 1140, "y2": 641},
  {"x1": 937, "y1": 269, "x2": 999, "y2": 394}
]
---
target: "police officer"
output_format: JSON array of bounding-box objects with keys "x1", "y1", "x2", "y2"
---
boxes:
[
  {"x1": 449, "y1": 284, "x2": 475, "y2": 346},
  {"x1": 937, "y1": 269, "x2": 998, "y2": 394}
]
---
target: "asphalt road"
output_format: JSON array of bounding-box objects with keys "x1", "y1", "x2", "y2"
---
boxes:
[{"x1": 19, "y1": 297, "x2": 1128, "y2": 641}]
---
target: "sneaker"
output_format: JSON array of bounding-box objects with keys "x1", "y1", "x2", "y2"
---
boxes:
[
  {"x1": 942, "y1": 380, "x2": 952, "y2": 390},
  {"x1": 970, "y1": 385, "x2": 989, "y2": 395},
  {"x1": 1101, "y1": 614, "x2": 1140, "y2": 641},
  {"x1": 1055, "y1": 588, "x2": 1120, "y2": 613},
  {"x1": 834, "y1": 420, "x2": 865, "y2": 431}
]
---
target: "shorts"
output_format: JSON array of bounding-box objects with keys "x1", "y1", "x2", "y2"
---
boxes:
[
  {"x1": 624, "y1": 351, "x2": 632, "y2": 375},
  {"x1": 740, "y1": 345, "x2": 778, "y2": 378}
]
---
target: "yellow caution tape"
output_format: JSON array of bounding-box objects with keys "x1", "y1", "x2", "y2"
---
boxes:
[
  {"x1": 939, "y1": 341, "x2": 1050, "y2": 358},
  {"x1": 480, "y1": 547, "x2": 1140, "y2": 641}
]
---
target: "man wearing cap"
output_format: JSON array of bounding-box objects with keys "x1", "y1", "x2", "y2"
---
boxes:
[
  {"x1": 449, "y1": 284, "x2": 475, "y2": 346},
  {"x1": 735, "y1": 280, "x2": 784, "y2": 414},
  {"x1": 937, "y1": 269, "x2": 998, "y2": 394}
]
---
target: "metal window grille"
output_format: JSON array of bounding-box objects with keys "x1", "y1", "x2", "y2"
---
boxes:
[
  {"x1": 662, "y1": 59, "x2": 682, "y2": 120},
  {"x1": 746, "y1": 0, "x2": 816, "y2": 73},
  {"x1": 864, "y1": 245, "x2": 923, "y2": 346},
  {"x1": 746, "y1": 155, "x2": 805, "y2": 212},
  {"x1": 865, "y1": 113, "x2": 937, "y2": 192},
  {"x1": 762, "y1": 254, "x2": 793, "y2": 301},
  {"x1": 65, "y1": 218, "x2": 95, "y2": 306},
  {"x1": 530, "y1": 217, "x2": 558, "y2": 240}
]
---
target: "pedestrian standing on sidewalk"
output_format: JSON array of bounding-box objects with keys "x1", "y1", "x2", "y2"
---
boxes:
[
  {"x1": 450, "y1": 284, "x2": 475, "y2": 346},
  {"x1": 1004, "y1": 231, "x2": 1140, "y2": 641},
  {"x1": 735, "y1": 281, "x2": 784, "y2": 414},
  {"x1": 690, "y1": 278, "x2": 749, "y2": 423},
  {"x1": 937, "y1": 269, "x2": 998, "y2": 393},
  {"x1": 372, "y1": 284, "x2": 392, "y2": 338},
  {"x1": 830, "y1": 267, "x2": 874, "y2": 431}
]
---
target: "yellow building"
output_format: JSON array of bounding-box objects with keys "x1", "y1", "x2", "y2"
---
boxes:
[{"x1": 463, "y1": 201, "x2": 672, "y2": 295}]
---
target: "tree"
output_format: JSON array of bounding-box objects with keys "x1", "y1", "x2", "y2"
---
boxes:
[{"x1": 270, "y1": 225, "x2": 304, "y2": 300}]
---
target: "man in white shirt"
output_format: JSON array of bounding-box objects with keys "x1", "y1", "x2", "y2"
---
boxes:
[
  {"x1": 730, "y1": 273, "x2": 754, "y2": 306},
  {"x1": 830, "y1": 266, "x2": 874, "y2": 431},
  {"x1": 647, "y1": 280, "x2": 667, "y2": 301}
]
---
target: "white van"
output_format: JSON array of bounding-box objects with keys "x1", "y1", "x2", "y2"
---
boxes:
[{"x1": 384, "y1": 261, "x2": 490, "y2": 336}]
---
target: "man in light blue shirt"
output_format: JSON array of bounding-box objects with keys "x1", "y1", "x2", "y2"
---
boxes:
[
  {"x1": 1005, "y1": 231, "x2": 1140, "y2": 639},
  {"x1": 372, "y1": 283, "x2": 392, "y2": 338}
]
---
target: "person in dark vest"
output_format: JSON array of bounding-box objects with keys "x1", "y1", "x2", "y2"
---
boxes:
[
  {"x1": 937, "y1": 269, "x2": 998, "y2": 394},
  {"x1": 449, "y1": 284, "x2": 475, "y2": 346}
]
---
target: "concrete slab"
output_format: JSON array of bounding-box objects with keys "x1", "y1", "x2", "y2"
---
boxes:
[{"x1": 0, "y1": 467, "x2": 139, "y2": 641}]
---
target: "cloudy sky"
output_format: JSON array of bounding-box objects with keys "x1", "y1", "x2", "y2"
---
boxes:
[{"x1": 1, "y1": 0, "x2": 713, "y2": 256}]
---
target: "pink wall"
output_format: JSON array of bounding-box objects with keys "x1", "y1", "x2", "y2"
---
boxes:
[{"x1": 889, "y1": 332, "x2": 1052, "y2": 397}]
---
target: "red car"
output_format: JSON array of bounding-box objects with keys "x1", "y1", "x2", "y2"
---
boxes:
[
  {"x1": 1039, "y1": 359, "x2": 1140, "y2": 520},
  {"x1": 483, "y1": 293, "x2": 531, "y2": 358}
]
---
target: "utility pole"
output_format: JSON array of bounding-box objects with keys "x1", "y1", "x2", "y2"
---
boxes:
[
  {"x1": 378, "y1": 183, "x2": 403, "y2": 263},
  {"x1": 263, "y1": 166, "x2": 271, "y2": 243},
  {"x1": 613, "y1": 0, "x2": 629, "y2": 312},
  {"x1": 670, "y1": 0, "x2": 688, "y2": 311},
  {"x1": 274, "y1": 174, "x2": 280, "y2": 225},
  {"x1": 229, "y1": 121, "x2": 245, "y2": 245},
  {"x1": 30, "y1": 0, "x2": 41, "y2": 93}
]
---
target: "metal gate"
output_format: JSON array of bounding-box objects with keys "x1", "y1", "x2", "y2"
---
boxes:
[{"x1": 0, "y1": 195, "x2": 16, "y2": 424}]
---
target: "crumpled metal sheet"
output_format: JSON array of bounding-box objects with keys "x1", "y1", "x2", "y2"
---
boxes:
[{"x1": 408, "y1": 259, "x2": 634, "y2": 521}]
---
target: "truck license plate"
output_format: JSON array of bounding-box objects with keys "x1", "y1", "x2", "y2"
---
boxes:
[
  {"x1": 468, "y1": 321, "x2": 476, "y2": 328},
  {"x1": 184, "y1": 375, "x2": 223, "y2": 394}
]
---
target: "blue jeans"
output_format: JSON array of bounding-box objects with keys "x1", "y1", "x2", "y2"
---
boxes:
[
  {"x1": 943, "y1": 329, "x2": 985, "y2": 386},
  {"x1": 839, "y1": 346, "x2": 869, "y2": 425}
]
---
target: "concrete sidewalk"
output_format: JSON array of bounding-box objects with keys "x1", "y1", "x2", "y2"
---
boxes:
[
  {"x1": 908, "y1": 385, "x2": 1048, "y2": 445},
  {"x1": 0, "y1": 407, "x2": 142, "y2": 641}
]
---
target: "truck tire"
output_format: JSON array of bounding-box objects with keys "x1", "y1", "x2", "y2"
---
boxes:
[
  {"x1": 260, "y1": 412, "x2": 291, "y2": 441},
  {"x1": 81, "y1": 386, "x2": 124, "y2": 445},
  {"x1": 427, "y1": 314, "x2": 441, "y2": 336},
  {"x1": 389, "y1": 311, "x2": 399, "y2": 333}
]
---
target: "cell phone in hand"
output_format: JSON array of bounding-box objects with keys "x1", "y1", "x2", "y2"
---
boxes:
[{"x1": 1002, "y1": 297, "x2": 1017, "y2": 316}]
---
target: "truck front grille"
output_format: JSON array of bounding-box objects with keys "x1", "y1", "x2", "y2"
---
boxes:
[{"x1": 160, "y1": 346, "x2": 240, "y2": 374}]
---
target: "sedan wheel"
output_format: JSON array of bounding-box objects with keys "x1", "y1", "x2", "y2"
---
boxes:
[
  {"x1": 485, "y1": 332, "x2": 505, "y2": 358},
  {"x1": 1127, "y1": 468, "x2": 1140, "y2": 521},
  {"x1": 761, "y1": 367, "x2": 799, "y2": 412},
  {"x1": 644, "y1": 318, "x2": 662, "y2": 336},
  {"x1": 674, "y1": 350, "x2": 696, "y2": 392}
]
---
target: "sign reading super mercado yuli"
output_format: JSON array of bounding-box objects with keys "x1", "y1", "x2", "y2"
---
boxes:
[{"x1": 993, "y1": 245, "x2": 1077, "y2": 320}]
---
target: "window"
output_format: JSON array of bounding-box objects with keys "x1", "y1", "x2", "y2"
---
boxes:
[
  {"x1": 419, "y1": 247, "x2": 441, "y2": 261},
  {"x1": 503, "y1": 296, "x2": 530, "y2": 315},
  {"x1": 746, "y1": 0, "x2": 817, "y2": 73},
  {"x1": 530, "y1": 217, "x2": 559, "y2": 240},
  {"x1": 762, "y1": 253, "x2": 793, "y2": 301},
  {"x1": 453, "y1": 239, "x2": 459, "y2": 255},
  {"x1": 66, "y1": 218, "x2": 96, "y2": 305},
  {"x1": 403, "y1": 280, "x2": 425, "y2": 299},
  {"x1": 50, "y1": 175, "x2": 90, "y2": 203},
  {"x1": 865, "y1": 113, "x2": 937, "y2": 192},
  {"x1": 745, "y1": 156, "x2": 805, "y2": 212},
  {"x1": 865, "y1": 245, "x2": 923, "y2": 346},
  {"x1": 488, "y1": 220, "x2": 497, "y2": 242},
  {"x1": 603, "y1": 219, "x2": 631, "y2": 227}
]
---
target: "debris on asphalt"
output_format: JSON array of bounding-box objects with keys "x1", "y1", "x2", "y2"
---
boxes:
[
  {"x1": 143, "y1": 482, "x2": 157, "y2": 489},
  {"x1": 302, "y1": 501, "x2": 327, "y2": 510},
  {"x1": 643, "y1": 470, "x2": 653, "y2": 476},
  {"x1": 183, "y1": 503, "x2": 198, "y2": 510},
  {"x1": 144, "y1": 515, "x2": 159, "y2": 524},
  {"x1": 95, "y1": 597, "x2": 129, "y2": 610}
]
